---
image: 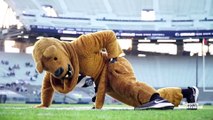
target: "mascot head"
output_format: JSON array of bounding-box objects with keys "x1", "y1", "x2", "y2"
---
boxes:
[
  {"x1": 32, "y1": 37, "x2": 79, "y2": 93},
  {"x1": 32, "y1": 37, "x2": 73, "y2": 80}
]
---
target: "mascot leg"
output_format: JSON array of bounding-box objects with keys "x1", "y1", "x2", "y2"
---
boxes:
[
  {"x1": 157, "y1": 87, "x2": 183, "y2": 107},
  {"x1": 107, "y1": 57, "x2": 157, "y2": 107},
  {"x1": 157, "y1": 86, "x2": 199, "y2": 107}
]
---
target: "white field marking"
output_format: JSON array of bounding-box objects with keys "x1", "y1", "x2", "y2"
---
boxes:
[
  {"x1": 0, "y1": 106, "x2": 134, "y2": 110},
  {"x1": 0, "y1": 111, "x2": 60, "y2": 117},
  {"x1": 175, "y1": 103, "x2": 204, "y2": 110},
  {"x1": 0, "y1": 106, "x2": 31, "y2": 110},
  {"x1": 46, "y1": 106, "x2": 134, "y2": 110},
  {"x1": 1, "y1": 105, "x2": 213, "y2": 110}
]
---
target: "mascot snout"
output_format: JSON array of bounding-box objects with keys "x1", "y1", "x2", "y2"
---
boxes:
[{"x1": 54, "y1": 67, "x2": 64, "y2": 77}]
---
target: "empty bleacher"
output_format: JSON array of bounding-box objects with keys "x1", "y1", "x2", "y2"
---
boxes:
[
  {"x1": 126, "y1": 55, "x2": 213, "y2": 88},
  {"x1": 0, "y1": 52, "x2": 43, "y2": 85},
  {"x1": 4, "y1": 0, "x2": 213, "y2": 31}
]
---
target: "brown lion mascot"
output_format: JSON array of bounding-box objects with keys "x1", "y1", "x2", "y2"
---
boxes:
[{"x1": 32, "y1": 30, "x2": 199, "y2": 109}]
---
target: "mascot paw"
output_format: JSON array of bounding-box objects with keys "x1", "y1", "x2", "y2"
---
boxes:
[
  {"x1": 91, "y1": 105, "x2": 102, "y2": 109},
  {"x1": 34, "y1": 104, "x2": 48, "y2": 108}
]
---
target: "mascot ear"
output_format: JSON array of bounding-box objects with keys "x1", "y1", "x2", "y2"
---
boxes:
[
  {"x1": 36, "y1": 61, "x2": 43, "y2": 73},
  {"x1": 43, "y1": 45, "x2": 57, "y2": 58}
]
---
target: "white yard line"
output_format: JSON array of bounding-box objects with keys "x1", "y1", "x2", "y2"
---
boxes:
[{"x1": 0, "y1": 105, "x2": 212, "y2": 110}]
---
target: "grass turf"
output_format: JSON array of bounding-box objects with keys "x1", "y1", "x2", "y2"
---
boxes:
[{"x1": 0, "y1": 104, "x2": 213, "y2": 120}]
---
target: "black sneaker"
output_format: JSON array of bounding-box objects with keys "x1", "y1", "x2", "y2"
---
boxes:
[
  {"x1": 134, "y1": 99, "x2": 174, "y2": 110},
  {"x1": 187, "y1": 86, "x2": 199, "y2": 103}
]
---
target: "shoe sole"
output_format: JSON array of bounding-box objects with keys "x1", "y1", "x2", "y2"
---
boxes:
[
  {"x1": 135, "y1": 103, "x2": 174, "y2": 110},
  {"x1": 135, "y1": 106, "x2": 174, "y2": 110}
]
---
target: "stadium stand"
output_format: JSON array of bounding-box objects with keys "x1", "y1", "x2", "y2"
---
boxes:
[
  {"x1": 3, "y1": 0, "x2": 213, "y2": 31},
  {"x1": 0, "y1": 52, "x2": 42, "y2": 85},
  {"x1": 126, "y1": 55, "x2": 213, "y2": 88},
  {"x1": 0, "y1": 89, "x2": 25, "y2": 103}
]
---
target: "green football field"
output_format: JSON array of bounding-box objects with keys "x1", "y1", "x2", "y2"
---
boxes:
[{"x1": 0, "y1": 104, "x2": 213, "y2": 120}]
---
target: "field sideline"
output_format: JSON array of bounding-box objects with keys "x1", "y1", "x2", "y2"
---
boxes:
[{"x1": 0, "y1": 104, "x2": 213, "y2": 120}]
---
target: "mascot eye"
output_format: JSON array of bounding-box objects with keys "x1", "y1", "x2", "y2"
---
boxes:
[{"x1": 54, "y1": 57, "x2": 58, "y2": 61}]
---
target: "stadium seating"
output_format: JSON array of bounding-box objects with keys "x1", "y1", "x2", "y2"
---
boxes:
[
  {"x1": 126, "y1": 55, "x2": 213, "y2": 88},
  {"x1": 0, "y1": 52, "x2": 43, "y2": 85},
  {"x1": 4, "y1": 0, "x2": 213, "y2": 31}
]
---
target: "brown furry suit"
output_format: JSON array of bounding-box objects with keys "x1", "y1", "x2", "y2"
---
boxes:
[{"x1": 32, "y1": 30, "x2": 182, "y2": 109}]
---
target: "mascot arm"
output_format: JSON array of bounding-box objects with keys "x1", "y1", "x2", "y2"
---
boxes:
[
  {"x1": 35, "y1": 72, "x2": 54, "y2": 108},
  {"x1": 95, "y1": 67, "x2": 107, "y2": 109},
  {"x1": 95, "y1": 79, "x2": 106, "y2": 109},
  {"x1": 78, "y1": 30, "x2": 123, "y2": 58}
]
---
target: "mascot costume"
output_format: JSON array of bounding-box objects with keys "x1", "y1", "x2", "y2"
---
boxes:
[{"x1": 32, "y1": 30, "x2": 199, "y2": 109}]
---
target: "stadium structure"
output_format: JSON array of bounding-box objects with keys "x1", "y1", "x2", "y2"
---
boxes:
[{"x1": 0, "y1": 0, "x2": 213, "y2": 105}]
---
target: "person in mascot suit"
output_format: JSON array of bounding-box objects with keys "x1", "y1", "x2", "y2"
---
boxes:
[{"x1": 32, "y1": 30, "x2": 199, "y2": 110}]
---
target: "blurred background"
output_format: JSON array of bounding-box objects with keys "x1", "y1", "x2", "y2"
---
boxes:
[{"x1": 0, "y1": 0, "x2": 213, "y2": 105}]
